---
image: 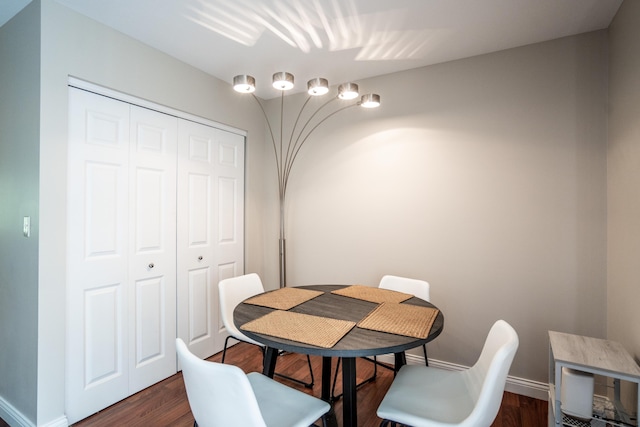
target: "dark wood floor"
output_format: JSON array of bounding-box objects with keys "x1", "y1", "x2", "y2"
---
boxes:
[{"x1": 6, "y1": 342, "x2": 545, "y2": 427}]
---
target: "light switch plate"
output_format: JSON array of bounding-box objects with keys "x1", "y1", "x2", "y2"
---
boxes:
[{"x1": 23, "y1": 216, "x2": 30, "y2": 237}]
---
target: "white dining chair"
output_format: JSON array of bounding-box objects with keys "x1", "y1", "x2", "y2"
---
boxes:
[
  {"x1": 218, "y1": 273, "x2": 314, "y2": 388},
  {"x1": 379, "y1": 275, "x2": 431, "y2": 365},
  {"x1": 376, "y1": 319, "x2": 519, "y2": 427},
  {"x1": 332, "y1": 275, "x2": 432, "y2": 400},
  {"x1": 176, "y1": 338, "x2": 330, "y2": 427}
]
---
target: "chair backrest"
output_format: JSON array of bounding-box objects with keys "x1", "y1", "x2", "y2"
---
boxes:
[
  {"x1": 218, "y1": 273, "x2": 265, "y2": 344},
  {"x1": 176, "y1": 338, "x2": 267, "y2": 427},
  {"x1": 379, "y1": 274, "x2": 430, "y2": 302},
  {"x1": 461, "y1": 320, "x2": 519, "y2": 426}
]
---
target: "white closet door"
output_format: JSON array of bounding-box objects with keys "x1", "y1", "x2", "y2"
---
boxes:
[
  {"x1": 128, "y1": 106, "x2": 178, "y2": 393},
  {"x1": 177, "y1": 121, "x2": 245, "y2": 358},
  {"x1": 67, "y1": 82, "x2": 245, "y2": 422},
  {"x1": 67, "y1": 90, "x2": 179, "y2": 423},
  {"x1": 215, "y1": 128, "x2": 245, "y2": 290},
  {"x1": 67, "y1": 88, "x2": 131, "y2": 423}
]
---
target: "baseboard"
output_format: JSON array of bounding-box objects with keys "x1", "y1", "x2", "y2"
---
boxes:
[
  {"x1": 376, "y1": 353, "x2": 549, "y2": 401},
  {"x1": 0, "y1": 396, "x2": 34, "y2": 427},
  {"x1": 503, "y1": 374, "x2": 549, "y2": 401},
  {"x1": 38, "y1": 416, "x2": 69, "y2": 427},
  {"x1": 0, "y1": 397, "x2": 68, "y2": 427}
]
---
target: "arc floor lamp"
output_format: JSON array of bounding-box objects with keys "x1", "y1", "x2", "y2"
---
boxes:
[{"x1": 233, "y1": 72, "x2": 380, "y2": 287}]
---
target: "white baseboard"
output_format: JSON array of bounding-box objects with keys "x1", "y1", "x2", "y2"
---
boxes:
[
  {"x1": 0, "y1": 397, "x2": 68, "y2": 427},
  {"x1": 376, "y1": 353, "x2": 549, "y2": 401},
  {"x1": 504, "y1": 374, "x2": 549, "y2": 401},
  {"x1": 38, "y1": 416, "x2": 69, "y2": 427},
  {"x1": 0, "y1": 396, "x2": 34, "y2": 427}
]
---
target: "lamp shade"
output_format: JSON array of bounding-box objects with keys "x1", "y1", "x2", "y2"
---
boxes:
[
  {"x1": 233, "y1": 75, "x2": 255, "y2": 93},
  {"x1": 338, "y1": 83, "x2": 359, "y2": 100},
  {"x1": 360, "y1": 93, "x2": 381, "y2": 108},
  {"x1": 307, "y1": 78, "x2": 329, "y2": 96},
  {"x1": 272, "y1": 72, "x2": 294, "y2": 90}
]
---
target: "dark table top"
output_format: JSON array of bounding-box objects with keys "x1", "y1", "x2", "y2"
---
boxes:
[{"x1": 233, "y1": 284, "x2": 444, "y2": 358}]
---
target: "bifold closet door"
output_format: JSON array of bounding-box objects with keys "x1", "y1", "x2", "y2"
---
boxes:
[
  {"x1": 67, "y1": 88, "x2": 131, "y2": 424},
  {"x1": 127, "y1": 105, "x2": 177, "y2": 394},
  {"x1": 66, "y1": 88, "x2": 178, "y2": 423},
  {"x1": 177, "y1": 120, "x2": 245, "y2": 359}
]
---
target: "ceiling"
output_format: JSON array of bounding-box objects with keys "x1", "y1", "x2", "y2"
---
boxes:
[{"x1": 2, "y1": 0, "x2": 623, "y2": 99}]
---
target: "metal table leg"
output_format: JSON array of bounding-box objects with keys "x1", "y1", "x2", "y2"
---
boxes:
[
  {"x1": 262, "y1": 346, "x2": 278, "y2": 378},
  {"x1": 342, "y1": 357, "x2": 357, "y2": 427}
]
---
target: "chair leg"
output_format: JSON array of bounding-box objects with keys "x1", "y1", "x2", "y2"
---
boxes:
[
  {"x1": 223, "y1": 338, "x2": 314, "y2": 387},
  {"x1": 368, "y1": 355, "x2": 397, "y2": 373},
  {"x1": 221, "y1": 335, "x2": 237, "y2": 363},
  {"x1": 423, "y1": 344, "x2": 429, "y2": 366},
  {"x1": 331, "y1": 357, "x2": 341, "y2": 400},
  {"x1": 306, "y1": 353, "x2": 315, "y2": 386},
  {"x1": 319, "y1": 411, "x2": 331, "y2": 427},
  {"x1": 331, "y1": 355, "x2": 392, "y2": 401},
  {"x1": 272, "y1": 352, "x2": 315, "y2": 389},
  {"x1": 319, "y1": 405, "x2": 337, "y2": 427}
]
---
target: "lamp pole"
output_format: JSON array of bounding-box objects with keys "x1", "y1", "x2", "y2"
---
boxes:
[{"x1": 233, "y1": 73, "x2": 380, "y2": 287}]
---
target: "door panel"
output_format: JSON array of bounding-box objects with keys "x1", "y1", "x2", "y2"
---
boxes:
[
  {"x1": 187, "y1": 173, "x2": 211, "y2": 245},
  {"x1": 188, "y1": 268, "x2": 211, "y2": 341},
  {"x1": 67, "y1": 88, "x2": 130, "y2": 424},
  {"x1": 134, "y1": 168, "x2": 164, "y2": 250},
  {"x1": 134, "y1": 276, "x2": 164, "y2": 365},
  {"x1": 215, "y1": 130, "x2": 245, "y2": 269},
  {"x1": 84, "y1": 284, "x2": 122, "y2": 387},
  {"x1": 177, "y1": 120, "x2": 218, "y2": 358},
  {"x1": 177, "y1": 122, "x2": 244, "y2": 358},
  {"x1": 213, "y1": 130, "x2": 245, "y2": 338},
  {"x1": 84, "y1": 162, "x2": 122, "y2": 258},
  {"x1": 128, "y1": 106, "x2": 177, "y2": 394}
]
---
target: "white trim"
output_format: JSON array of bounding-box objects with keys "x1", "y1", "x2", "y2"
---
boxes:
[
  {"x1": 0, "y1": 396, "x2": 35, "y2": 427},
  {"x1": 377, "y1": 353, "x2": 549, "y2": 401},
  {"x1": 38, "y1": 416, "x2": 69, "y2": 427},
  {"x1": 67, "y1": 76, "x2": 246, "y2": 137},
  {"x1": 504, "y1": 375, "x2": 549, "y2": 401}
]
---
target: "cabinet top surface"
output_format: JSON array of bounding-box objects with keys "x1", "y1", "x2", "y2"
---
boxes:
[{"x1": 549, "y1": 331, "x2": 640, "y2": 379}]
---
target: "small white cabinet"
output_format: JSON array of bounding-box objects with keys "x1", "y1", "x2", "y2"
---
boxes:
[{"x1": 549, "y1": 331, "x2": 640, "y2": 427}]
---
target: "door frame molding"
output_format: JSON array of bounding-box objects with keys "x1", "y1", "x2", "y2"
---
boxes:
[{"x1": 68, "y1": 76, "x2": 246, "y2": 138}]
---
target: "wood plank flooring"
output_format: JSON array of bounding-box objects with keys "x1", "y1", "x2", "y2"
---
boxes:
[{"x1": 6, "y1": 342, "x2": 546, "y2": 427}]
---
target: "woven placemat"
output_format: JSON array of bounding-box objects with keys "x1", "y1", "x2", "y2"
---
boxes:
[
  {"x1": 241, "y1": 310, "x2": 356, "y2": 348},
  {"x1": 331, "y1": 285, "x2": 413, "y2": 304},
  {"x1": 357, "y1": 302, "x2": 439, "y2": 339},
  {"x1": 243, "y1": 287, "x2": 323, "y2": 310}
]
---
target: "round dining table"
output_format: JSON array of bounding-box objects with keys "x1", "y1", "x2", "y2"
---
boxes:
[{"x1": 233, "y1": 284, "x2": 444, "y2": 427}]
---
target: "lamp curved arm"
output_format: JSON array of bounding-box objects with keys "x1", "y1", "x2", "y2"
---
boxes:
[
  {"x1": 251, "y1": 94, "x2": 285, "y2": 199},
  {"x1": 282, "y1": 102, "x2": 359, "y2": 193},
  {"x1": 284, "y1": 96, "x2": 338, "y2": 177},
  {"x1": 284, "y1": 95, "x2": 313, "y2": 171}
]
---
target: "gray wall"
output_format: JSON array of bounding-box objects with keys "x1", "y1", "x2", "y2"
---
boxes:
[
  {"x1": 0, "y1": 1, "x2": 41, "y2": 424},
  {"x1": 274, "y1": 31, "x2": 608, "y2": 383},
  {"x1": 608, "y1": 0, "x2": 640, "y2": 404}
]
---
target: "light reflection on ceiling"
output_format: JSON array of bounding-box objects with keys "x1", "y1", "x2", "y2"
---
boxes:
[
  {"x1": 185, "y1": 0, "x2": 431, "y2": 61},
  {"x1": 2, "y1": 0, "x2": 623, "y2": 99}
]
